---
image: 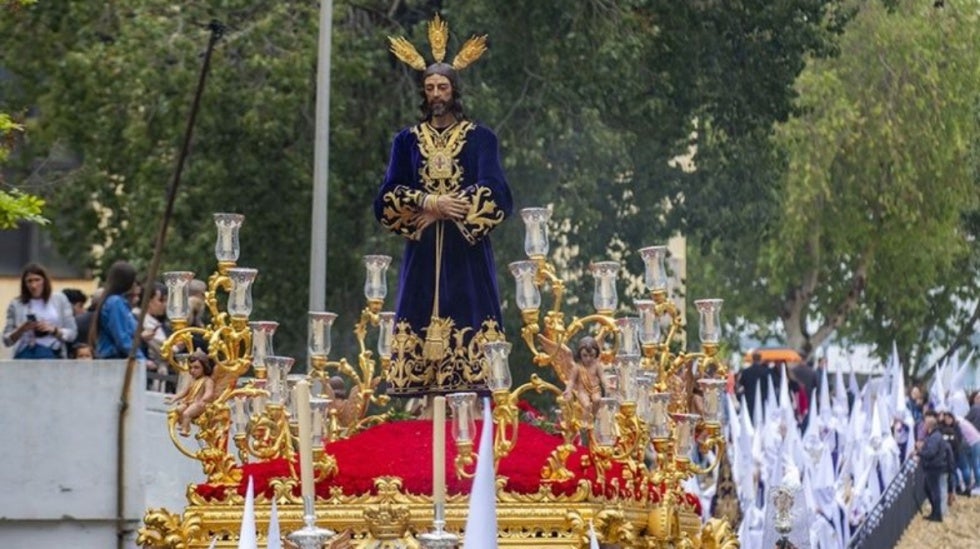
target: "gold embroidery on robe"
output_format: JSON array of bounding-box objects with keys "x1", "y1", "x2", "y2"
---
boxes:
[
  {"x1": 378, "y1": 187, "x2": 426, "y2": 239},
  {"x1": 455, "y1": 186, "x2": 505, "y2": 244},
  {"x1": 412, "y1": 121, "x2": 472, "y2": 194}
]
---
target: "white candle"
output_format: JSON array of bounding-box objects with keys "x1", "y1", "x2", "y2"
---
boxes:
[
  {"x1": 704, "y1": 313, "x2": 715, "y2": 338},
  {"x1": 233, "y1": 397, "x2": 247, "y2": 430},
  {"x1": 457, "y1": 403, "x2": 470, "y2": 440},
  {"x1": 221, "y1": 227, "x2": 233, "y2": 253},
  {"x1": 493, "y1": 357, "x2": 506, "y2": 386},
  {"x1": 433, "y1": 396, "x2": 446, "y2": 508},
  {"x1": 643, "y1": 313, "x2": 655, "y2": 337},
  {"x1": 293, "y1": 380, "x2": 315, "y2": 501}
]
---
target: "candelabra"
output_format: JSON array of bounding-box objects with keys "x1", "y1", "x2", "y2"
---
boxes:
[
  {"x1": 508, "y1": 207, "x2": 731, "y2": 545},
  {"x1": 139, "y1": 208, "x2": 743, "y2": 549},
  {"x1": 304, "y1": 253, "x2": 397, "y2": 441},
  {"x1": 152, "y1": 213, "x2": 352, "y2": 546},
  {"x1": 159, "y1": 213, "x2": 407, "y2": 488}
]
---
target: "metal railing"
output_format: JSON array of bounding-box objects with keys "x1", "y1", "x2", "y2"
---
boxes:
[{"x1": 848, "y1": 457, "x2": 924, "y2": 549}]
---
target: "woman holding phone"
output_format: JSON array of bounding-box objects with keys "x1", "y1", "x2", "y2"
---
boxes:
[{"x1": 3, "y1": 263, "x2": 77, "y2": 359}]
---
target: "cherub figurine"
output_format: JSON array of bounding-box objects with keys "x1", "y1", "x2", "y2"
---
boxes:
[
  {"x1": 537, "y1": 334, "x2": 606, "y2": 426},
  {"x1": 324, "y1": 375, "x2": 362, "y2": 430},
  {"x1": 166, "y1": 350, "x2": 215, "y2": 436}
]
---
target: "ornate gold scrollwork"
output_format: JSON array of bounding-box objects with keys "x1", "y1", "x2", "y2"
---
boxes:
[
  {"x1": 161, "y1": 268, "x2": 253, "y2": 394},
  {"x1": 492, "y1": 374, "x2": 563, "y2": 458},
  {"x1": 567, "y1": 508, "x2": 636, "y2": 548},
  {"x1": 363, "y1": 478, "x2": 416, "y2": 543},
  {"x1": 137, "y1": 508, "x2": 204, "y2": 549},
  {"x1": 149, "y1": 211, "x2": 742, "y2": 547},
  {"x1": 512, "y1": 244, "x2": 736, "y2": 547},
  {"x1": 167, "y1": 405, "x2": 241, "y2": 486}
]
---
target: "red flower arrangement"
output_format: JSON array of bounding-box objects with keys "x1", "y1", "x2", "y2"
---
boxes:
[{"x1": 194, "y1": 420, "x2": 700, "y2": 516}]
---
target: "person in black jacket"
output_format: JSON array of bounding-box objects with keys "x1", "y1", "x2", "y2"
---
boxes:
[
  {"x1": 738, "y1": 352, "x2": 768, "y2": 422},
  {"x1": 938, "y1": 409, "x2": 964, "y2": 497},
  {"x1": 966, "y1": 391, "x2": 980, "y2": 433},
  {"x1": 917, "y1": 414, "x2": 951, "y2": 521}
]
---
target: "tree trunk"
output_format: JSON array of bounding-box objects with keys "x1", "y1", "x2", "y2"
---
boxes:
[{"x1": 781, "y1": 252, "x2": 870, "y2": 359}]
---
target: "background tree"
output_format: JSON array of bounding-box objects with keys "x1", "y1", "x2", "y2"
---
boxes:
[
  {"x1": 1, "y1": 1, "x2": 46, "y2": 229},
  {"x1": 0, "y1": 0, "x2": 848, "y2": 371},
  {"x1": 447, "y1": 0, "x2": 848, "y2": 369},
  {"x1": 688, "y1": 0, "x2": 979, "y2": 377}
]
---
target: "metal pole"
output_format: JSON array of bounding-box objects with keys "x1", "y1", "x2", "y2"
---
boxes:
[
  {"x1": 309, "y1": 0, "x2": 333, "y2": 312},
  {"x1": 116, "y1": 21, "x2": 224, "y2": 549}
]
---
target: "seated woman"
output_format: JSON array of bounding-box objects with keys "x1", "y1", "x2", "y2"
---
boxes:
[{"x1": 3, "y1": 263, "x2": 77, "y2": 359}]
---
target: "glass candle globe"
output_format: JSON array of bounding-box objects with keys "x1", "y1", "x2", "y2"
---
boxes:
[
  {"x1": 520, "y1": 207, "x2": 551, "y2": 258},
  {"x1": 309, "y1": 397, "x2": 331, "y2": 447},
  {"x1": 616, "y1": 317, "x2": 641, "y2": 357},
  {"x1": 377, "y1": 312, "x2": 396, "y2": 359},
  {"x1": 226, "y1": 268, "x2": 258, "y2": 318},
  {"x1": 634, "y1": 370, "x2": 656, "y2": 422},
  {"x1": 213, "y1": 213, "x2": 245, "y2": 263},
  {"x1": 250, "y1": 378, "x2": 268, "y2": 416},
  {"x1": 284, "y1": 374, "x2": 307, "y2": 420},
  {"x1": 448, "y1": 392, "x2": 478, "y2": 443},
  {"x1": 603, "y1": 369, "x2": 621, "y2": 403},
  {"x1": 649, "y1": 392, "x2": 672, "y2": 439},
  {"x1": 483, "y1": 341, "x2": 513, "y2": 391},
  {"x1": 363, "y1": 255, "x2": 391, "y2": 301},
  {"x1": 509, "y1": 260, "x2": 541, "y2": 312},
  {"x1": 697, "y1": 378, "x2": 727, "y2": 424},
  {"x1": 232, "y1": 394, "x2": 250, "y2": 434},
  {"x1": 638, "y1": 246, "x2": 668, "y2": 292},
  {"x1": 590, "y1": 261, "x2": 620, "y2": 314},
  {"x1": 695, "y1": 298, "x2": 724, "y2": 345},
  {"x1": 249, "y1": 321, "x2": 278, "y2": 370},
  {"x1": 617, "y1": 355, "x2": 641, "y2": 403},
  {"x1": 264, "y1": 356, "x2": 295, "y2": 405},
  {"x1": 308, "y1": 312, "x2": 338, "y2": 359},
  {"x1": 671, "y1": 413, "x2": 701, "y2": 458},
  {"x1": 634, "y1": 299, "x2": 661, "y2": 345},
  {"x1": 162, "y1": 271, "x2": 194, "y2": 321},
  {"x1": 593, "y1": 397, "x2": 621, "y2": 447}
]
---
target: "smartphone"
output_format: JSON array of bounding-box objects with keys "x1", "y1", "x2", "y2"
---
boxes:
[{"x1": 27, "y1": 314, "x2": 48, "y2": 336}]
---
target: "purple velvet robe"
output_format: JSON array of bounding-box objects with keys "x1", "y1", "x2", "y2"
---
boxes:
[{"x1": 374, "y1": 120, "x2": 512, "y2": 396}]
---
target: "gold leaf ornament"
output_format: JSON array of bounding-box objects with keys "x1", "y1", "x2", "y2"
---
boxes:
[
  {"x1": 387, "y1": 15, "x2": 487, "y2": 72},
  {"x1": 387, "y1": 36, "x2": 426, "y2": 71},
  {"x1": 427, "y1": 14, "x2": 449, "y2": 63},
  {"x1": 452, "y1": 35, "x2": 488, "y2": 70}
]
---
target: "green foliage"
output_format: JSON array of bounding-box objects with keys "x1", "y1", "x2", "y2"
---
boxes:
[
  {"x1": 1, "y1": 100, "x2": 48, "y2": 229},
  {"x1": 0, "y1": 0, "x2": 849, "y2": 374},
  {"x1": 691, "y1": 0, "x2": 980, "y2": 375},
  {"x1": 2, "y1": 0, "x2": 37, "y2": 10},
  {"x1": 0, "y1": 188, "x2": 46, "y2": 229},
  {"x1": 0, "y1": 112, "x2": 23, "y2": 163}
]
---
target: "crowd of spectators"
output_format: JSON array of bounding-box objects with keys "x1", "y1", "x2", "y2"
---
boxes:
[
  {"x1": 734, "y1": 349, "x2": 980, "y2": 523},
  {"x1": 1, "y1": 261, "x2": 207, "y2": 394},
  {"x1": 736, "y1": 351, "x2": 822, "y2": 428},
  {"x1": 907, "y1": 382, "x2": 980, "y2": 520}
]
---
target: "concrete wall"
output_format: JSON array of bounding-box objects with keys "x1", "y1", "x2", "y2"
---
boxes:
[{"x1": 0, "y1": 359, "x2": 203, "y2": 549}]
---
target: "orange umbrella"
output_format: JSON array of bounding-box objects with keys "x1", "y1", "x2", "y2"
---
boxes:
[{"x1": 743, "y1": 347, "x2": 803, "y2": 364}]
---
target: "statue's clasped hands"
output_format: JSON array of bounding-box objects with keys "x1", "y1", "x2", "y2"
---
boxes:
[{"x1": 417, "y1": 193, "x2": 469, "y2": 230}]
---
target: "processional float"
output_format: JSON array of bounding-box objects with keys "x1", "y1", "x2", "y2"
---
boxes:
[{"x1": 137, "y1": 210, "x2": 740, "y2": 548}]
